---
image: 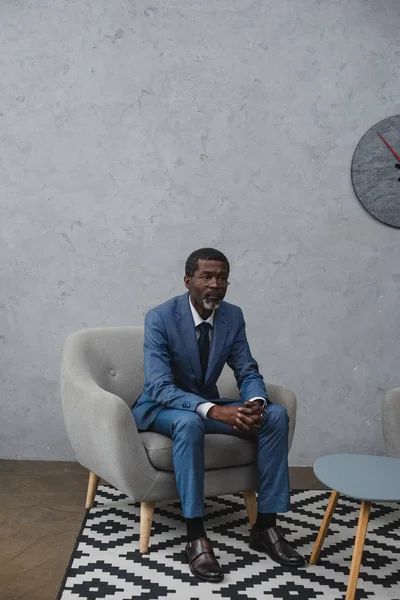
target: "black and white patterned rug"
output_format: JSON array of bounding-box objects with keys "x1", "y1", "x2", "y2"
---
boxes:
[{"x1": 58, "y1": 486, "x2": 400, "y2": 599}]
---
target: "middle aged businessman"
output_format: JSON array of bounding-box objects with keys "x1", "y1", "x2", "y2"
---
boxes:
[{"x1": 132, "y1": 247, "x2": 305, "y2": 582}]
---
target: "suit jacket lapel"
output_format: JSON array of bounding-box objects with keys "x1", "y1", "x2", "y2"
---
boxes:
[
  {"x1": 205, "y1": 304, "x2": 229, "y2": 384},
  {"x1": 176, "y1": 293, "x2": 202, "y2": 386}
]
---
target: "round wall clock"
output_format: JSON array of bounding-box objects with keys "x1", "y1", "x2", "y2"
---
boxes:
[{"x1": 351, "y1": 114, "x2": 400, "y2": 228}]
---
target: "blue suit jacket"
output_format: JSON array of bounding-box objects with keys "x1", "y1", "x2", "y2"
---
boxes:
[{"x1": 132, "y1": 292, "x2": 267, "y2": 431}]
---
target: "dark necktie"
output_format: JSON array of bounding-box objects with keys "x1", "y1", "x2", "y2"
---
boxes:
[{"x1": 197, "y1": 322, "x2": 211, "y2": 385}]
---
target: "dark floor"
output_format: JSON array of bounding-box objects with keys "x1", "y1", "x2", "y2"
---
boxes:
[{"x1": 0, "y1": 461, "x2": 324, "y2": 600}]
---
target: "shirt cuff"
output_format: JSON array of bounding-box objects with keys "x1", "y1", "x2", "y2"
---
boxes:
[
  {"x1": 248, "y1": 396, "x2": 267, "y2": 408},
  {"x1": 196, "y1": 401, "x2": 215, "y2": 419}
]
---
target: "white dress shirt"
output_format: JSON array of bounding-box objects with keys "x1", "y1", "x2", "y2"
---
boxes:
[{"x1": 189, "y1": 299, "x2": 266, "y2": 419}]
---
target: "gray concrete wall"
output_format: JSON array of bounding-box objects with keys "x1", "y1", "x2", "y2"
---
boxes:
[{"x1": 1, "y1": 0, "x2": 399, "y2": 463}]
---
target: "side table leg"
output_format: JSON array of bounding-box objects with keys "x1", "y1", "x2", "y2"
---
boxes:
[
  {"x1": 309, "y1": 490, "x2": 340, "y2": 564},
  {"x1": 345, "y1": 501, "x2": 371, "y2": 600}
]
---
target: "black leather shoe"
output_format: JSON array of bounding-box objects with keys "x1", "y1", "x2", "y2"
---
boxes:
[
  {"x1": 184, "y1": 537, "x2": 224, "y2": 582},
  {"x1": 249, "y1": 526, "x2": 306, "y2": 567}
]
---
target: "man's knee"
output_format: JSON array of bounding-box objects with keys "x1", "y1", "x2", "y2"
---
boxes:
[
  {"x1": 172, "y1": 411, "x2": 205, "y2": 439},
  {"x1": 264, "y1": 403, "x2": 289, "y2": 429}
]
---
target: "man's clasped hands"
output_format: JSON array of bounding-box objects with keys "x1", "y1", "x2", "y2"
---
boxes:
[{"x1": 208, "y1": 400, "x2": 265, "y2": 432}]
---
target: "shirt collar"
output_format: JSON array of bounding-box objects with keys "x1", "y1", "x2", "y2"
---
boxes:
[{"x1": 189, "y1": 297, "x2": 214, "y2": 328}]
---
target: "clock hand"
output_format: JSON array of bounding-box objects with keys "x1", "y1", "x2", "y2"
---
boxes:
[{"x1": 376, "y1": 131, "x2": 400, "y2": 163}]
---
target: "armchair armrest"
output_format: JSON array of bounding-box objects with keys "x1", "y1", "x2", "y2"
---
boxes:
[{"x1": 61, "y1": 345, "x2": 157, "y2": 502}]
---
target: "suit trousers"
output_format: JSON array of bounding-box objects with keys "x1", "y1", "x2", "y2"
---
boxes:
[{"x1": 148, "y1": 401, "x2": 290, "y2": 518}]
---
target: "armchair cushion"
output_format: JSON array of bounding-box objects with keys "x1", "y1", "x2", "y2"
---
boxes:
[{"x1": 140, "y1": 432, "x2": 257, "y2": 471}]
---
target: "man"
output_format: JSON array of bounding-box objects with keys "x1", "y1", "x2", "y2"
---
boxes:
[{"x1": 132, "y1": 248, "x2": 305, "y2": 582}]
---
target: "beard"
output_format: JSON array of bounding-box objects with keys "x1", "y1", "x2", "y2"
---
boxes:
[{"x1": 202, "y1": 297, "x2": 221, "y2": 311}]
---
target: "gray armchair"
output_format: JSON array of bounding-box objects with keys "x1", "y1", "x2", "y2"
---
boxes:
[
  {"x1": 61, "y1": 326, "x2": 297, "y2": 552},
  {"x1": 382, "y1": 388, "x2": 400, "y2": 457}
]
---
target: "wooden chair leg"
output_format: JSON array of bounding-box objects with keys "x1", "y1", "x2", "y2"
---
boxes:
[
  {"x1": 309, "y1": 490, "x2": 340, "y2": 564},
  {"x1": 242, "y1": 490, "x2": 257, "y2": 526},
  {"x1": 85, "y1": 471, "x2": 100, "y2": 509},
  {"x1": 345, "y1": 501, "x2": 371, "y2": 600},
  {"x1": 140, "y1": 501, "x2": 155, "y2": 553}
]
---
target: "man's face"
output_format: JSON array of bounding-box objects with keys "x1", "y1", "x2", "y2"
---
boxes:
[{"x1": 184, "y1": 259, "x2": 230, "y2": 313}]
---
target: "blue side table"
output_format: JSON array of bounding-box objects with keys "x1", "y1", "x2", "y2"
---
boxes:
[{"x1": 309, "y1": 454, "x2": 400, "y2": 600}]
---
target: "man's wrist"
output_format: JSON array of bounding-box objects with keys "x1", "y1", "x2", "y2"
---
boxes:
[
  {"x1": 248, "y1": 397, "x2": 267, "y2": 408},
  {"x1": 208, "y1": 405, "x2": 221, "y2": 420},
  {"x1": 253, "y1": 399, "x2": 265, "y2": 407}
]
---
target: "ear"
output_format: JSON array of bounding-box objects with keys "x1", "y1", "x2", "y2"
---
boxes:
[{"x1": 184, "y1": 275, "x2": 191, "y2": 290}]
